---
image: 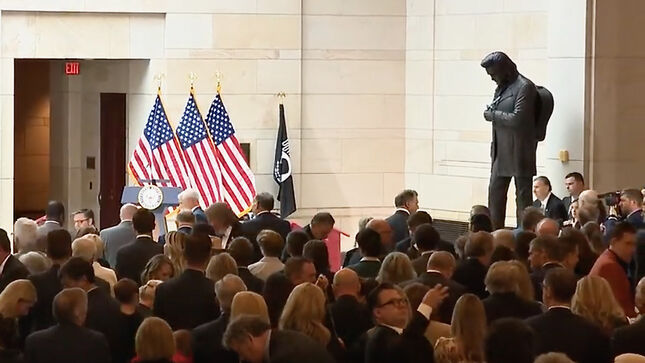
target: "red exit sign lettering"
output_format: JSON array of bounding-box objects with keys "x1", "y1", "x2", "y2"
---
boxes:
[{"x1": 65, "y1": 62, "x2": 80, "y2": 75}]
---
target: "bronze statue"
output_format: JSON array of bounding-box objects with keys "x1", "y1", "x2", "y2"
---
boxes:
[{"x1": 481, "y1": 52, "x2": 539, "y2": 229}]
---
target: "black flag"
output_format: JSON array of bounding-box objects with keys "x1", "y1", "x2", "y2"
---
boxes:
[{"x1": 273, "y1": 104, "x2": 296, "y2": 218}]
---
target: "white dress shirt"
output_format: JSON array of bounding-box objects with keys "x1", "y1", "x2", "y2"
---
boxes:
[
  {"x1": 248, "y1": 257, "x2": 285, "y2": 281},
  {"x1": 381, "y1": 303, "x2": 433, "y2": 335}
]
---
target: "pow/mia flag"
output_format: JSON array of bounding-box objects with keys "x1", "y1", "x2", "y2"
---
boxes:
[{"x1": 273, "y1": 103, "x2": 296, "y2": 218}]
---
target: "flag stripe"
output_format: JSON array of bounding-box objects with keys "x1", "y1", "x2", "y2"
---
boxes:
[
  {"x1": 216, "y1": 156, "x2": 246, "y2": 213},
  {"x1": 217, "y1": 145, "x2": 252, "y2": 206},
  {"x1": 183, "y1": 147, "x2": 213, "y2": 206},
  {"x1": 195, "y1": 141, "x2": 219, "y2": 204},
  {"x1": 221, "y1": 138, "x2": 254, "y2": 200}
]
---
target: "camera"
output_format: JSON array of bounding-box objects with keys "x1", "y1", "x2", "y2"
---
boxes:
[{"x1": 599, "y1": 191, "x2": 621, "y2": 207}]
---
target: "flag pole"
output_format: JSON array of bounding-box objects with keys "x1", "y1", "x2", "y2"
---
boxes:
[{"x1": 215, "y1": 71, "x2": 222, "y2": 94}]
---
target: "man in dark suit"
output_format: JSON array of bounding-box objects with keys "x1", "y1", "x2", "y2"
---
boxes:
[
  {"x1": 410, "y1": 224, "x2": 441, "y2": 276},
  {"x1": 0, "y1": 229, "x2": 28, "y2": 292},
  {"x1": 483, "y1": 261, "x2": 542, "y2": 324},
  {"x1": 386, "y1": 189, "x2": 419, "y2": 244},
  {"x1": 228, "y1": 237, "x2": 264, "y2": 294},
  {"x1": 563, "y1": 172, "x2": 585, "y2": 217},
  {"x1": 59, "y1": 257, "x2": 127, "y2": 363},
  {"x1": 612, "y1": 276, "x2": 645, "y2": 356},
  {"x1": 329, "y1": 268, "x2": 373, "y2": 349},
  {"x1": 590, "y1": 222, "x2": 637, "y2": 318},
  {"x1": 115, "y1": 209, "x2": 163, "y2": 285},
  {"x1": 158, "y1": 210, "x2": 195, "y2": 246},
  {"x1": 242, "y1": 192, "x2": 291, "y2": 246},
  {"x1": 23, "y1": 229, "x2": 71, "y2": 333},
  {"x1": 193, "y1": 274, "x2": 246, "y2": 363},
  {"x1": 344, "y1": 218, "x2": 394, "y2": 266},
  {"x1": 526, "y1": 268, "x2": 611, "y2": 363},
  {"x1": 395, "y1": 211, "x2": 456, "y2": 260},
  {"x1": 100, "y1": 203, "x2": 138, "y2": 268},
  {"x1": 154, "y1": 233, "x2": 219, "y2": 330},
  {"x1": 223, "y1": 315, "x2": 335, "y2": 363},
  {"x1": 35, "y1": 201, "x2": 65, "y2": 253},
  {"x1": 348, "y1": 228, "x2": 382, "y2": 279},
  {"x1": 532, "y1": 176, "x2": 568, "y2": 225},
  {"x1": 24, "y1": 287, "x2": 111, "y2": 363},
  {"x1": 178, "y1": 188, "x2": 208, "y2": 224},
  {"x1": 528, "y1": 235, "x2": 566, "y2": 302},
  {"x1": 481, "y1": 52, "x2": 538, "y2": 230},
  {"x1": 403, "y1": 251, "x2": 464, "y2": 324},
  {"x1": 365, "y1": 282, "x2": 447, "y2": 363},
  {"x1": 453, "y1": 231, "x2": 494, "y2": 299},
  {"x1": 302, "y1": 212, "x2": 336, "y2": 242}
]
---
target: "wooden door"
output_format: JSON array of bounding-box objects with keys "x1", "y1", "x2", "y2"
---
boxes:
[{"x1": 99, "y1": 93, "x2": 126, "y2": 229}]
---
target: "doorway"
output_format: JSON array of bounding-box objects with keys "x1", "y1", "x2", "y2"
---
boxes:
[{"x1": 100, "y1": 93, "x2": 126, "y2": 229}]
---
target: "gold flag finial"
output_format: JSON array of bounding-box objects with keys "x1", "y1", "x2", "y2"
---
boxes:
[
  {"x1": 189, "y1": 72, "x2": 198, "y2": 91},
  {"x1": 276, "y1": 92, "x2": 286, "y2": 104},
  {"x1": 215, "y1": 71, "x2": 222, "y2": 94},
  {"x1": 153, "y1": 73, "x2": 165, "y2": 94}
]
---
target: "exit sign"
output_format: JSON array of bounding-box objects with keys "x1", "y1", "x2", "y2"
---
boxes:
[{"x1": 65, "y1": 62, "x2": 80, "y2": 75}]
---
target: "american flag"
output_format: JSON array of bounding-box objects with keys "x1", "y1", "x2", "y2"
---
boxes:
[
  {"x1": 176, "y1": 92, "x2": 223, "y2": 207},
  {"x1": 128, "y1": 94, "x2": 189, "y2": 189},
  {"x1": 205, "y1": 94, "x2": 256, "y2": 216}
]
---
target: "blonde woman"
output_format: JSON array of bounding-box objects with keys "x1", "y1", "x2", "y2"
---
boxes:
[
  {"x1": 508, "y1": 260, "x2": 536, "y2": 301},
  {"x1": 434, "y1": 294, "x2": 486, "y2": 363},
  {"x1": 205, "y1": 252, "x2": 238, "y2": 283},
  {"x1": 0, "y1": 279, "x2": 36, "y2": 352},
  {"x1": 140, "y1": 255, "x2": 175, "y2": 284},
  {"x1": 376, "y1": 252, "x2": 416, "y2": 284},
  {"x1": 164, "y1": 231, "x2": 187, "y2": 273},
  {"x1": 279, "y1": 282, "x2": 343, "y2": 359},
  {"x1": 572, "y1": 275, "x2": 628, "y2": 335},
  {"x1": 230, "y1": 291, "x2": 270, "y2": 323},
  {"x1": 134, "y1": 317, "x2": 175, "y2": 363}
]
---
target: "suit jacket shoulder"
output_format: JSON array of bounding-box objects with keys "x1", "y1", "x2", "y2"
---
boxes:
[
  {"x1": 270, "y1": 330, "x2": 335, "y2": 363},
  {"x1": 0, "y1": 255, "x2": 29, "y2": 291}
]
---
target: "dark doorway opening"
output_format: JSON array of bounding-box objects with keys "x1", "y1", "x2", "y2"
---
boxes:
[{"x1": 99, "y1": 93, "x2": 126, "y2": 229}]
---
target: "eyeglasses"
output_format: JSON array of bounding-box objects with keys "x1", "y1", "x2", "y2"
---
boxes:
[
  {"x1": 73, "y1": 218, "x2": 89, "y2": 225},
  {"x1": 378, "y1": 298, "x2": 408, "y2": 308}
]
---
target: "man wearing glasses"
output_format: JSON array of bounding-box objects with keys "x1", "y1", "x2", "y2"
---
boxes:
[
  {"x1": 72, "y1": 209, "x2": 95, "y2": 233},
  {"x1": 365, "y1": 282, "x2": 448, "y2": 363}
]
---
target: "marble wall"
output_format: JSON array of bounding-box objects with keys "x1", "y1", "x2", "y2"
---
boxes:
[{"x1": 1, "y1": 0, "x2": 637, "y2": 251}]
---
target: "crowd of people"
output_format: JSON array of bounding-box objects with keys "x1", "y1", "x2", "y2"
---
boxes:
[{"x1": 1, "y1": 174, "x2": 645, "y2": 363}]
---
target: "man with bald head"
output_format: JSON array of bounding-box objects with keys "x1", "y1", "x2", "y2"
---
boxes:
[
  {"x1": 329, "y1": 268, "x2": 373, "y2": 350},
  {"x1": 402, "y1": 251, "x2": 465, "y2": 324},
  {"x1": 25, "y1": 288, "x2": 111, "y2": 363},
  {"x1": 100, "y1": 203, "x2": 138, "y2": 267},
  {"x1": 193, "y1": 274, "x2": 247, "y2": 363},
  {"x1": 536, "y1": 218, "x2": 560, "y2": 237},
  {"x1": 453, "y1": 231, "x2": 494, "y2": 298}
]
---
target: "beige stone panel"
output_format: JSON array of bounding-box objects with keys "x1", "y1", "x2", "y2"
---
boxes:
[
  {"x1": 205, "y1": 94, "x2": 301, "y2": 130},
  {"x1": 301, "y1": 94, "x2": 405, "y2": 129},
  {"x1": 472, "y1": 14, "x2": 514, "y2": 51},
  {"x1": 433, "y1": 95, "x2": 491, "y2": 131},
  {"x1": 300, "y1": 173, "x2": 384, "y2": 208},
  {"x1": 406, "y1": 16, "x2": 434, "y2": 51},
  {"x1": 434, "y1": 60, "x2": 492, "y2": 96},
  {"x1": 130, "y1": 15, "x2": 165, "y2": 59},
  {"x1": 503, "y1": 0, "x2": 548, "y2": 12},
  {"x1": 212, "y1": 15, "x2": 300, "y2": 49},
  {"x1": 434, "y1": 15, "x2": 477, "y2": 50},
  {"x1": 383, "y1": 173, "x2": 405, "y2": 207},
  {"x1": 417, "y1": 174, "x2": 475, "y2": 212},
  {"x1": 1, "y1": 12, "x2": 37, "y2": 58},
  {"x1": 302, "y1": 60, "x2": 404, "y2": 94},
  {"x1": 303, "y1": 16, "x2": 405, "y2": 50},
  {"x1": 405, "y1": 138, "x2": 433, "y2": 174},
  {"x1": 0, "y1": 96, "x2": 14, "y2": 179},
  {"x1": 519, "y1": 59, "x2": 547, "y2": 85},
  {"x1": 544, "y1": 58, "x2": 585, "y2": 160},
  {"x1": 301, "y1": 128, "x2": 405, "y2": 140},
  {"x1": 0, "y1": 179, "x2": 13, "y2": 231},
  {"x1": 257, "y1": 0, "x2": 301, "y2": 14},
  {"x1": 129, "y1": 59, "x2": 165, "y2": 94},
  {"x1": 303, "y1": 50, "x2": 405, "y2": 61},
  {"x1": 341, "y1": 138, "x2": 404, "y2": 173},
  {"x1": 254, "y1": 138, "x2": 278, "y2": 174},
  {"x1": 164, "y1": 0, "x2": 256, "y2": 13},
  {"x1": 300, "y1": 138, "x2": 342, "y2": 173},
  {"x1": 405, "y1": 95, "x2": 432, "y2": 130},
  {"x1": 165, "y1": 14, "x2": 213, "y2": 49},
  {"x1": 303, "y1": 0, "x2": 405, "y2": 16},
  {"x1": 256, "y1": 60, "x2": 301, "y2": 94},
  {"x1": 0, "y1": 59, "x2": 15, "y2": 97},
  {"x1": 547, "y1": 0, "x2": 587, "y2": 58},
  {"x1": 511, "y1": 14, "x2": 547, "y2": 50},
  {"x1": 406, "y1": 50, "x2": 434, "y2": 62},
  {"x1": 406, "y1": 60, "x2": 433, "y2": 95},
  {"x1": 435, "y1": 0, "x2": 503, "y2": 15},
  {"x1": 253, "y1": 173, "x2": 280, "y2": 201},
  {"x1": 35, "y1": 13, "x2": 130, "y2": 58},
  {"x1": 164, "y1": 59, "x2": 257, "y2": 95},
  {"x1": 441, "y1": 140, "x2": 490, "y2": 164},
  {"x1": 407, "y1": 0, "x2": 435, "y2": 16}
]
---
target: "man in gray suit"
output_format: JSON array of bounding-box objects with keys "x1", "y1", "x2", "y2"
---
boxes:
[
  {"x1": 35, "y1": 201, "x2": 66, "y2": 253},
  {"x1": 482, "y1": 52, "x2": 538, "y2": 230},
  {"x1": 100, "y1": 204, "x2": 138, "y2": 267}
]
